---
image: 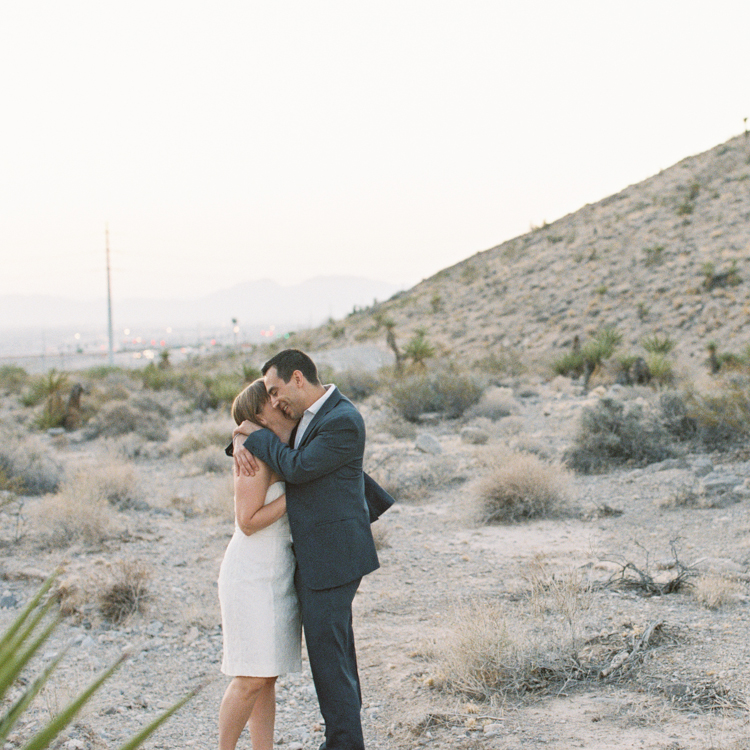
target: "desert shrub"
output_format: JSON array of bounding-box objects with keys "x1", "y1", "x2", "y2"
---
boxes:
[
  {"x1": 86, "y1": 400, "x2": 169, "y2": 442},
  {"x1": 659, "y1": 392, "x2": 698, "y2": 440},
  {"x1": 552, "y1": 327, "x2": 622, "y2": 379},
  {"x1": 645, "y1": 353, "x2": 674, "y2": 385},
  {"x1": 692, "y1": 574, "x2": 740, "y2": 610},
  {"x1": 137, "y1": 362, "x2": 181, "y2": 391},
  {"x1": 430, "y1": 570, "x2": 591, "y2": 701},
  {"x1": 552, "y1": 350, "x2": 584, "y2": 377},
  {"x1": 333, "y1": 369, "x2": 381, "y2": 402},
  {"x1": 171, "y1": 420, "x2": 232, "y2": 457},
  {"x1": 677, "y1": 379, "x2": 750, "y2": 446},
  {"x1": 379, "y1": 414, "x2": 418, "y2": 440},
  {"x1": 564, "y1": 398, "x2": 674, "y2": 473},
  {"x1": 0, "y1": 432, "x2": 64, "y2": 495},
  {"x1": 98, "y1": 559, "x2": 152, "y2": 624},
  {"x1": 476, "y1": 452, "x2": 570, "y2": 523},
  {"x1": 204, "y1": 372, "x2": 245, "y2": 409},
  {"x1": 189, "y1": 446, "x2": 226, "y2": 474},
  {"x1": 473, "y1": 348, "x2": 525, "y2": 377},
  {"x1": 430, "y1": 599, "x2": 534, "y2": 700},
  {"x1": 0, "y1": 364, "x2": 28, "y2": 394},
  {"x1": 371, "y1": 522, "x2": 389, "y2": 550},
  {"x1": 388, "y1": 370, "x2": 483, "y2": 421},
  {"x1": 21, "y1": 369, "x2": 69, "y2": 407},
  {"x1": 403, "y1": 330, "x2": 436, "y2": 369},
  {"x1": 33, "y1": 477, "x2": 122, "y2": 547},
  {"x1": 465, "y1": 386, "x2": 517, "y2": 420},
  {"x1": 642, "y1": 334, "x2": 676, "y2": 355},
  {"x1": 583, "y1": 327, "x2": 622, "y2": 363},
  {"x1": 80, "y1": 461, "x2": 141, "y2": 507}
]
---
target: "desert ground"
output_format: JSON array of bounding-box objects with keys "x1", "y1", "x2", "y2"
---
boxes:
[{"x1": 2, "y1": 352, "x2": 750, "y2": 750}]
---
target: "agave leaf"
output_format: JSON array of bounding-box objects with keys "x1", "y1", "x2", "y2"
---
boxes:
[
  {"x1": 0, "y1": 573, "x2": 57, "y2": 658},
  {"x1": 0, "y1": 612, "x2": 59, "y2": 701},
  {"x1": 0, "y1": 649, "x2": 67, "y2": 742},
  {"x1": 19, "y1": 655, "x2": 127, "y2": 750},
  {"x1": 115, "y1": 684, "x2": 202, "y2": 750}
]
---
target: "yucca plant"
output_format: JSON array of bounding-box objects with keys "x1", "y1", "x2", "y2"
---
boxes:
[{"x1": 1, "y1": 572, "x2": 196, "y2": 750}]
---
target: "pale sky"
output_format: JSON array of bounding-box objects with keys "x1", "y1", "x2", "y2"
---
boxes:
[{"x1": 1, "y1": 1, "x2": 748, "y2": 302}]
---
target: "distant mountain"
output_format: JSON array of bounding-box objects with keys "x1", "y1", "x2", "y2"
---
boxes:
[{"x1": 0, "y1": 276, "x2": 402, "y2": 334}]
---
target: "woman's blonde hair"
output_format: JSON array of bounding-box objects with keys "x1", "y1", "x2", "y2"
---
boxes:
[{"x1": 231, "y1": 379, "x2": 269, "y2": 426}]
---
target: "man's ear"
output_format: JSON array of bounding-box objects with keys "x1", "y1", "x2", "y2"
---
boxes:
[{"x1": 292, "y1": 370, "x2": 305, "y2": 387}]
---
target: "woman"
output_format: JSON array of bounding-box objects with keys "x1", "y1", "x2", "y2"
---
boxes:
[{"x1": 217, "y1": 379, "x2": 301, "y2": 750}]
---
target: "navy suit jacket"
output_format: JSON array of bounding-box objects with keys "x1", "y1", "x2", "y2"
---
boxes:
[{"x1": 242, "y1": 388, "x2": 387, "y2": 590}]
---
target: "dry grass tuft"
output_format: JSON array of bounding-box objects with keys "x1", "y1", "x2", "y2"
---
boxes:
[
  {"x1": 372, "y1": 522, "x2": 390, "y2": 550},
  {"x1": 692, "y1": 574, "x2": 741, "y2": 610},
  {"x1": 465, "y1": 387, "x2": 517, "y2": 421},
  {"x1": 170, "y1": 418, "x2": 232, "y2": 457},
  {"x1": 33, "y1": 471, "x2": 125, "y2": 547},
  {"x1": 429, "y1": 599, "x2": 544, "y2": 700},
  {"x1": 476, "y1": 452, "x2": 570, "y2": 523},
  {"x1": 97, "y1": 559, "x2": 152, "y2": 624},
  {"x1": 186, "y1": 446, "x2": 227, "y2": 474}
]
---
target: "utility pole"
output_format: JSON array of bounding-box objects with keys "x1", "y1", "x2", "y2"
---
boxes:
[{"x1": 106, "y1": 224, "x2": 114, "y2": 365}]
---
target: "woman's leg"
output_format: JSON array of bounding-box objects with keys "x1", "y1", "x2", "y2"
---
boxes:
[
  {"x1": 248, "y1": 678, "x2": 277, "y2": 750},
  {"x1": 218, "y1": 676, "x2": 275, "y2": 750}
]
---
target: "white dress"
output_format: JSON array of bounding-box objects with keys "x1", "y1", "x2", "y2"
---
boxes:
[{"x1": 218, "y1": 481, "x2": 301, "y2": 677}]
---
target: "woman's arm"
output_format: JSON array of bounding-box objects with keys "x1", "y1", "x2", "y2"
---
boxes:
[{"x1": 233, "y1": 464, "x2": 286, "y2": 536}]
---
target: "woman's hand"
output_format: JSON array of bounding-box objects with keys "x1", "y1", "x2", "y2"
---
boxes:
[{"x1": 232, "y1": 421, "x2": 261, "y2": 476}]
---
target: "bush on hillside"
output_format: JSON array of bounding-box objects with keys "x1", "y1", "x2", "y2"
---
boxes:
[
  {"x1": 333, "y1": 369, "x2": 382, "y2": 401},
  {"x1": 388, "y1": 370, "x2": 483, "y2": 421},
  {"x1": 564, "y1": 398, "x2": 674, "y2": 473},
  {"x1": 680, "y1": 379, "x2": 750, "y2": 446}
]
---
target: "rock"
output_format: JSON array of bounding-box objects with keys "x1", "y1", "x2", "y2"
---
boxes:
[
  {"x1": 0, "y1": 594, "x2": 18, "y2": 608},
  {"x1": 415, "y1": 433, "x2": 441, "y2": 455},
  {"x1": 700, "y1": 473, "x2": 741, "y2": 494},
  {"x1": 483, "y1": 723, "x2": 504, "y2": 736},
  {"x1": 145, "y1": 621, "x2": 164, "y2": 636},
  {"x1": 692, "y1": 457, "x2": 714, "y2": 477}
]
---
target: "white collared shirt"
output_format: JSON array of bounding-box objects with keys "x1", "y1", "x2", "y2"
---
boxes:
[{"x1": 294, "y1": 384, "x2": 336, "y2": 448}]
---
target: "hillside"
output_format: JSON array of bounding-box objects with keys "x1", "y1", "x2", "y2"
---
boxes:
[{"x1": 309, "y1": 133, "x2": 750, "y2": 374}]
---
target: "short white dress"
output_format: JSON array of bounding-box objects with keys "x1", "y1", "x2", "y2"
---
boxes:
[{"x1": 218, "y1": 481, "x2": 301, "y2": 677}]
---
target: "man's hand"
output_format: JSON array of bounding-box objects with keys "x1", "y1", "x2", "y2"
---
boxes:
[{"x1": 232, "y1": 421, "x2": 262, "y2": 476}]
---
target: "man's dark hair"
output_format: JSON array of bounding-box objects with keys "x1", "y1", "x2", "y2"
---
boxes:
[{"x1": 262, "y1": 349, "x2": 320, "y2": 385}]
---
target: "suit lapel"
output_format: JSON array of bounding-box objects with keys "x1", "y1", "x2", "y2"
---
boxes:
[{"x1": 297, "y1": 388, "x2": 343, "y2": 447}]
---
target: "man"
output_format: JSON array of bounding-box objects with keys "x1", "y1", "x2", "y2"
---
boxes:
[{"x1": 231, "y1": 349, "x2": 388, "y2": 750}]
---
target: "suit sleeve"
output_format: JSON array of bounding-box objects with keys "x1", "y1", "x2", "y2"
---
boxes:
[{"x1": 242, "y1": 411, "x2": 362, "y2": 484}]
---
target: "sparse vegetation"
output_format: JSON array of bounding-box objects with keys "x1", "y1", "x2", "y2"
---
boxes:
[
  {"x1": 0, "y1": 431, "x2": 64, "y2": 495},
  {"x1": 642, "y1": 333, "x2": 676, "y2": 355},
  {"x1": 476, "y1": 452, "x2": 570, "y2": 523},
  {"x1": 388, "y1": 369, "x2": 483, "y2": 422},
  {"x1": 0, "y1": 364, "x2": 28, "y2": 394},
  {"x1": 98, "y1": 559, "x2": 152, "y2": 624},
  {"x1": 403, "y1": 329, "x2": 436, "y2": 370},
  {"x1": 33, "y1": 471, "x2": 124, "y2": 546},
  {"x1": 565, "y1": 398, "x2": 674, "y2": 473},
  {"x1": 643, "y1": 245, "x2": 665, "y2": 267},
  {"x1": 332, "y1": 368, "x2": 381, "y2": 402}
]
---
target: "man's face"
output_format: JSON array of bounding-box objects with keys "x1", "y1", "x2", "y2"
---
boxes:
[{"x1": 263, "y1": 367, "x2": 305, "y2": 421}]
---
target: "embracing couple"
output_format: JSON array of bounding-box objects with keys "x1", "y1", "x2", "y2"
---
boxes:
[{"x1": 217, "y1": 348, "x2": 393, "y2": 750}]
